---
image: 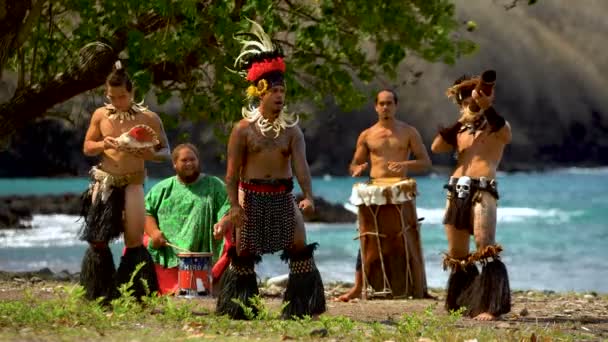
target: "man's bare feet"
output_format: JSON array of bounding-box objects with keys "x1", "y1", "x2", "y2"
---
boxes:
[
  {"x1": 334, "y1": 287, "x2": 361, "y2": 302},
  {"x1": 472, "y1": 312, "x2": 496, "y2": 321}
]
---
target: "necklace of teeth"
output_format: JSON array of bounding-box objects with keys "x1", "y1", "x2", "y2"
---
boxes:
[
  {"x1": 105, "y1": 101, "x2": 147, "y2": 123},
  {"x1": 242, "y1": 106, "x2": 299, "y2": 138}
]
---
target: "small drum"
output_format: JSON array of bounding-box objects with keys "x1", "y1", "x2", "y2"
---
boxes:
[
  {"x1": 350, "y1": 177, "x2": 427, "y2": 299},
  {"x1": 177, "y1": 252, "x2": 213, "y2": 297}
]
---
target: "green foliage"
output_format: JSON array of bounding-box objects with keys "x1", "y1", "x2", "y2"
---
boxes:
[
  {"x1": 0, "y1": 287, "x2": 591, "y2": 341},
  {"x1": 397, "y1": 304, "x2": 464, "y2": 339},
  {"x1": 5, "y1": 0, "x2": 475, "y2": 126},
  {"x1": 230, "y1": 294, "x2": 288, "y2": 320}
]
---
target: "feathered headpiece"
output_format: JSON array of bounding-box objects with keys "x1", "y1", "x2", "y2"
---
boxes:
[
  {"x1": 234, "y1": 19, "x2": 286, "y2": 99},
  {"x1": 446, "y1": 70, "x2": 496, "y2": 107},
  {"x1": 446, "y1": 74, "x2": 477, "y2": 106}
]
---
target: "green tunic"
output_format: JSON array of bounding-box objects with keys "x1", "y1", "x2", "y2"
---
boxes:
[{"x1": 145, "y1": 175, "x2": 230, "y2": 268}]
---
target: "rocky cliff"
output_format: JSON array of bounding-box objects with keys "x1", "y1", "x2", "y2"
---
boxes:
[{"x1": 0, "y1": 1, "x2": 607, "y2": 178}]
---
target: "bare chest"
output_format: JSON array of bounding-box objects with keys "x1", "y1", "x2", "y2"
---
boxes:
[
  {"x1": 246, "y1": 128, "x2": 291, "y2": 157},
  {"x1": 367, "y1": 131, "x2": 408, "y2": 154},
  {"x1": 457, "y1": 130, "x2": 493, "y2": 153},
  {"x1": 99, "y1": 115, "x2": 150, "y2": 137}
]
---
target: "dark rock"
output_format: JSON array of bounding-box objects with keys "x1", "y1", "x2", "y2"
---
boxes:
[
  {"x1": 0, "y1": 194, "x2": 81, "y2": 229},
  {"x1": 309, "y1": 328, "x2": 328, "y2": 338},
  {"x1": 294, "y1": 194, "x2": 356, "y2": 223},
  {"x1": 379, "y1": 319, "x2": 397, "y2": 326},
  {"x1": 0, "y1": 268, "x2": 78, "y2": 282},
  {"x1": 0, "y1": 205, "x2": 22, "y2": 229},
  {"x1": 53, "y1": 270, "x2": 76, "y2": 282},
  {"x1": 1, "y1": 192, "x2": 355, "y2": 226}
]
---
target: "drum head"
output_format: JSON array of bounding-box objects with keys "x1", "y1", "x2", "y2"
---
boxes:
[
  {"x1": 177, "y1": 252, "x2": 213, "y2": 258},
  {"x1": 369, "y1": 177, "x2": 404, "y2": 186}
]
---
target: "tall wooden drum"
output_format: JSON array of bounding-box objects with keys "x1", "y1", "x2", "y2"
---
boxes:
[{"x1": 350, "y1": 177, "x2": 427, "y2": 299}]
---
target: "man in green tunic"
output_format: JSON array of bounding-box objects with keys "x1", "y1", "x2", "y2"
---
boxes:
[{"x1": 144, "y1": 143, "x2": 231, "y2": 295}]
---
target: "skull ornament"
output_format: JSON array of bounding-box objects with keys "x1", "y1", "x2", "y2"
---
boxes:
[{"x1": 455, "y1": 176, "x2": 472, "y2": 199}]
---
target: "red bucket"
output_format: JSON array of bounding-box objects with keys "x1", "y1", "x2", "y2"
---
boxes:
[{"x1": 177, "y1": 252, "x2": 213, "y2": 297}]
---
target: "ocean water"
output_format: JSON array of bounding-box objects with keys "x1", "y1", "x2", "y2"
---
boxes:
[{"x1": 1, "y1": 167, "x2": 607, "y2": 292}]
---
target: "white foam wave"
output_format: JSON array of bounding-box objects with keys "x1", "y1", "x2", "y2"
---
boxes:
[
  {"x1": 418, "y1": 207, "x2": 583, "y2": 224},
  {"x1": 345, "y1": 204, "x2": 582, "y2": 225},
  {"x1": 554, "y1": 166, "x2": 608, "y2": 175},
  {"x1": 0, "y1": 214, "x2": 83, "y2": 248},
  {"x1": 0, "y1": 205, "x2": 584, "y2": 249}
]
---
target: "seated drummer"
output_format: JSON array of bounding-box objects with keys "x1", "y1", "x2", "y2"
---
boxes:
[
  {"x1": 144, "y1": 143, "x2": 232, "y2": 295},
  {"x1": 337, "y1": 89, "x2": 433, "y2": 302}
]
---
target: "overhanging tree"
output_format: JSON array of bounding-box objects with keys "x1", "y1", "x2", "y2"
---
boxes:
[{"x1": 0, "y1": 0, "x2": 478, "y2": 143}]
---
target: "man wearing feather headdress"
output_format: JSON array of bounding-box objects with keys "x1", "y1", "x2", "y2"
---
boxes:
[
  {"x1": 431, "y1": 71, "x2": 512, "y2": 320},
  {"x1": 213, "y1": 19, "x2": 326, "y2": 320},
  {"x1": 80, "y1": 61, "x2": 170, "y2": 302}
]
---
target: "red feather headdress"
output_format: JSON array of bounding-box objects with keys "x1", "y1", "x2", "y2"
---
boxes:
[
  {"x1": 246, "y1": 57, "x2": 285, "y2": 82},
  {"x1": 234, "y1": 19, "x2": 285, "y2": 89}
]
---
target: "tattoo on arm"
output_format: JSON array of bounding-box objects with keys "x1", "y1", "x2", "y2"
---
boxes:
[{"x1": 226, "y1": 123, "x2": 245, "y2": 207}]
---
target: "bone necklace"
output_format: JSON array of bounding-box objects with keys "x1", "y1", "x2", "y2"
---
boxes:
[
  {"x1": 460, "y1": 117, "x2": 487, "y2": 135},
  {"x1": 105, "y1": 102, "x2": 147, "y2": 124}
]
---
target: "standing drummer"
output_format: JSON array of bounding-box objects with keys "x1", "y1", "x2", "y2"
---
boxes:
[
  {"x1": 336, "y1": 89, "x2": 433, "y2": 302},
  {"x1": 144, "y1": 143, "x2": 232, "y2": 295}
]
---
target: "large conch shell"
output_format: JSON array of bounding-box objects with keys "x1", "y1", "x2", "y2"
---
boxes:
[{"x1": 116, "y1": 124, "x2": 159, "y2": 153}]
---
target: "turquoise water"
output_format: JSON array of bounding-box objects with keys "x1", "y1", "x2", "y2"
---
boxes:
[{"x1": 1, "y1": 168, "x2": 607, "y2": 292}]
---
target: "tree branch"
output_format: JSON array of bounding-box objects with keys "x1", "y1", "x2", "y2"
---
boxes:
[
  {"x1": 0, "y1": 1, "x2": 30, "y2": 78},
  {"x1": 231, "y1": 0, "x2": 246, "y2": 21},
  {"x1": 15, "y1": 0, "x2": 46, "y2": 48},
  {"x1": 17, "y1": 48, "x2": 25, "y2": 89},
  {"x1": 0, "y1": 42, "x2": 116, "y2": 139},
  {"x1": 276, "y1": 38, "x2": 353, "y2": 68},
  {"x1": 277, "y1": 1, "x2": 356, "y2": 35},
  {"x1": 281, "y1": 0, "x2": 321, "y2": 23},
  {"x1": 0, "y1": 0, "x2": 7, "y2": 21},
  {"x1": 0, "y1": 11, "x2": 173, "y2": 141},
  {"x1": 29, "y1": 14, "x2": 42, "y2": 84}
]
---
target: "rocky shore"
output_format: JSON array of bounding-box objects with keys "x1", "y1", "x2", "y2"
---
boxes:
[
  {"x1": 0, "y1": 268, "x2": 79, "y2": 283},
  {"x1": 0, "y1": 193, "x2": 356, "y2": 229},
  {"x1": 0, "y1": 193, "x2": 82, "y2": 229}
]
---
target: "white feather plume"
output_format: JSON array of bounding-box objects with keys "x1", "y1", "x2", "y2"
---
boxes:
[{"x1": 234, "y1": 18, "x2": 277, "y2": 70}]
